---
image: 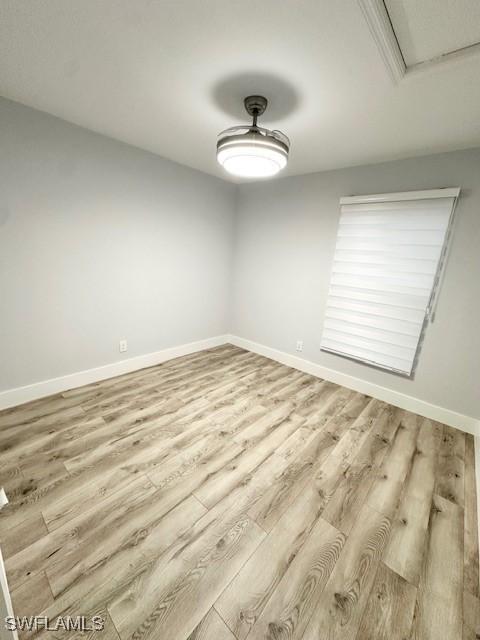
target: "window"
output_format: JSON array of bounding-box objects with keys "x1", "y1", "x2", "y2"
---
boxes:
[{"x1": 320, "y1": 188, "x2": 460, "y2": 376}]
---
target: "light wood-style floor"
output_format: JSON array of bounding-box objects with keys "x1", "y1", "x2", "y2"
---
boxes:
[{"x1": 0, "y1": 345, "x2": 478, "y2": 640}]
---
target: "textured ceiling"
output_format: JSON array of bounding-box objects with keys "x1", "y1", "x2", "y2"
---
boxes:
[{"x1": 1, "y1": 0, "x2": 480, "y2": 181}]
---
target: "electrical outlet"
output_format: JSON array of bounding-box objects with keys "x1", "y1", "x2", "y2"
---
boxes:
[
  {"x1": 119, "y1": 339, "x2": 128, "y2": 353},
  {"x1": 296, "y1": 340, "x2": 303, "y2": 352}
]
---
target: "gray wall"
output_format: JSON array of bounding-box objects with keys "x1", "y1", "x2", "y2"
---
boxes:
[
  {"x1": 0, "y1": 98, "x2": 235, "y2": 390},
  {"x1": 232, "y1": 149, "x2": 480, "y2": 419},
  {"x1": 1, "y1": 96, "x2": 479, "y2": 420}
]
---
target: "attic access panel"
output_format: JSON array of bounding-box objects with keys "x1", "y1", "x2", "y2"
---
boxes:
[{"x1": 384, "y1": 0, "x2": 480, "y2": 66}]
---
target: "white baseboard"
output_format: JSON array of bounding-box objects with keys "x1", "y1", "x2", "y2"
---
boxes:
[
  {"x1": 0, "y1": 335, "x2": 230, "y2": 410},
  {"x1": 227, "y1": 334, "x2": 480, "y2": 437},
  {"x1": 2, "y1": 331, "x2": 479, "y2": 438}
]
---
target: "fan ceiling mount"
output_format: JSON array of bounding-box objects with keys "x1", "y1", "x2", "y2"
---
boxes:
[{"x1": 243, "y1": 95, "x2": 268, "y2": 119}]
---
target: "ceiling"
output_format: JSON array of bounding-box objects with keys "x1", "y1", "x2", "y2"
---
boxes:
[
  {"x1": 1, "y1": 0, "x2": 480, "y2": 182},
  {"x1": 385, "y1": 0, "x2": 480, "y2": 66}
]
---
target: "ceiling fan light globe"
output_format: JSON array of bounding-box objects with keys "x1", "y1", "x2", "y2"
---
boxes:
[{"x1": 216, "y1": 127, "x2": 289, "y2": 178}]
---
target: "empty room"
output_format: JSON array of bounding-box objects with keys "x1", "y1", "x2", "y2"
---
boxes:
[{"x1": 0, "y1": 1, "x2": 479, "y2": 639}]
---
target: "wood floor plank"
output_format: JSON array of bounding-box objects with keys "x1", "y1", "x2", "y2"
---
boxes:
[
  {"x1": 252, "y1": 370, "x2": 305, "y2": 403},
  {"x1": 247, "y1": 392, "x2": 370, "y2": 533},
  {"x1": 322, "y1": 406, "x2": 401, "y2": 535},
  {"x1": 104, "y1": 452, "x2": 290, "y2": 639},
  {"x1": 10, "y1": 570, "x2": 54, "y2": 617},
  {"x1": 291, "y1": 380, "x2": 341, "y2": 411},
  {"x1": 193, "y1": 413, "x2": 300, "y2": 509},
  {"x1": 0, "y1": 346, "x2": 475, "y2": 640},
  {"x1": 355, "y1": 562, "x2": 417, "y2": 640},
  {"x1": 367, "y1": 411, "x2": 421, "y2": 518},
  {"x1": 20, "y1": 496, "x2": 209, "y2": 635},
  {"x1": 0, "y1": 416, "x2": 106, "y2": 469},
  {"x1": 245, "y1": 445, "x2": 317, "y2": 534},
  {"x1": 5, "y1": 475, "x2": 155, "y2": 592},
  {"x1": 64, "y1": 383, "x2": 250, "y2": 474},
  {"x1": 244, "y1": 517, "x2": 345, "y2": 640},
  {"x1": 41, "y1": 464, "x2": 147, "y2": 532},
  {"x1": 0, "y1": 400, "x2": 85, "y2": 432},
  {"x1": 299, "y1": 386, "x2": 355, "y2": 430},
  {"x1": 301, "y1": 503, "x2": 391, "y2": 640},
  {"x1": 262, "y1": 375, "x2": 324, "y2": 406},
  {"x1": 274, "y1": 426, "x2": 312, "y2": 462},
  {"x1": 410, "y1": 494, "x2": 464, "y2": 640},
  {"x1": 76, "y1": 351, "x2": 249, "y2": 415},
  {"x1": 382, "y1": 418, "x2": 437, "y2": 585},
  {"x1": 187, "y1": 608, "x2": 236, "y2": 640},
  {"x1": 107, "y1": 503, "x2": 265, "y2": 640},
  {"x1": 419, "y1": 493, "x2": 464, "y2": 599},
  {"x1": 148, "y1": 438, "x2": 244, "y2": 501},
  {"x1": 288, "y1": 379, "x2": 339, "y2": 417},
  {"x1": 463, "y1": 590, "x2": 480, "y2": 640},
  {"x1": 464, "y1": 434, "x2": 480, "y2": 598},
  {"x1": 45, "y1": 477, "x2": 165, "y2": 597},
  {"x1": 93, "y1": 453, "x2": 285, "y2": 640},
  {"x1": 0, "y1": 462, "x2": 71, "y2": 534},
  {"x1": 410, "y1": 590, "x2": 463, "y2": 640},
  {"x1": 215, "y1": 478, "x2": 333, "y2": 639},
  {"x1": 0, "y1": 512, "x2": 48, "y2": 560},
  {"x1": 232, "y1": 402, "x2": 301, "y2": 446},
  {"x1": 327, "y1": 397, "x2": 387, "y2": 466},
  {"x1": 435, "y1": 423, "x2": 465, "y2": 508},
  {"x1": 0, "y1": 463, "x2": 22, "y2": 494},
  {"x1": 59, "y1": 346, "x2": 238, "y2": 402}
]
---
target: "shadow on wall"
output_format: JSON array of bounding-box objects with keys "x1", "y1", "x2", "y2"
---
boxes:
[{"x1": 211, "y1": 71, "x2": 300, "y2": 123}]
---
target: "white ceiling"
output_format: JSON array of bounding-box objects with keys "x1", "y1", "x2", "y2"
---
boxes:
[
  {"x1": 385, "y1": 0, "x2": 480, "y2": 66},
  {"x1": 1, "y1": 0, "x2": 480, "y2": 182}
]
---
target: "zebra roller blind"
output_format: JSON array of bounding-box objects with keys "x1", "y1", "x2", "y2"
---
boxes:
[{"x1": 320, "y1": 188, "x2": 459, "y2": 376}]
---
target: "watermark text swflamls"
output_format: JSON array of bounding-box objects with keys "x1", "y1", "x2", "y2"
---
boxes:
[{"x1": 5, "y1": 616, "x2": 105, "y2": 632}]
